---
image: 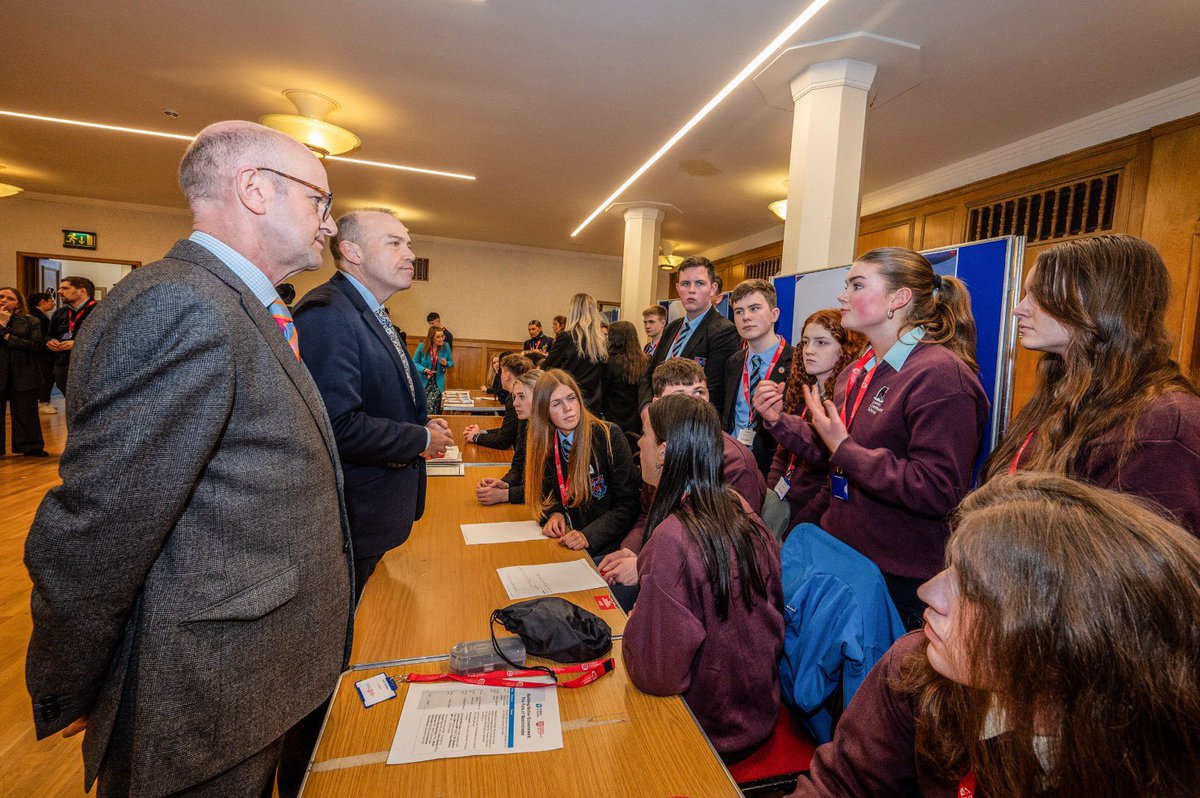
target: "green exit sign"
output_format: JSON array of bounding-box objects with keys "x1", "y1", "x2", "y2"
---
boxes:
[{"x1": 63, "y1": 229, "x2": 97, "y2": 250}]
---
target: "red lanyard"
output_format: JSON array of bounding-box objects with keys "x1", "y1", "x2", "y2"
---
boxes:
[
  {"x1": 553, "y1": 438, "x2": 571, "y2": 504},
  {"x1": 958, "y1": 772, "x2": 976, "y2": 797},
  {"x1": 742, "y1": 337, "x2": 786, "y2": 424},
  {"x1": 1008, "y1": 429, "x2": 1036, "y2": 475},
  {"x1": 839, "y1": 348, "x2": 878, "y2": 431},
  {"x1": 401, "y1": 658, "x2": 615, "y2": 689},
  {"x1": 67, "y1": 300, "x2": 95, "y2": 333}
]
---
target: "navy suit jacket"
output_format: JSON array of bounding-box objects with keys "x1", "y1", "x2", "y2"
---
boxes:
[{"x1": 294, "y1": 272, "x2": 430, "y2": 558}]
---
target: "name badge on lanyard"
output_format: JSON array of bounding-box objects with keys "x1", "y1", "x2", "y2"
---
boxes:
[
  {"x1": 737, "y1": 427, "x2": 756, "y2": 447},
  {"x1": 831, "y1": 349, "x2": 878, "y2": 502}
]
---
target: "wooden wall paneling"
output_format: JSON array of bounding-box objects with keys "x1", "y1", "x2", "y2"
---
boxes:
[
  {"x1": 1182, "y1": 220, "x2": 1200, "y2": 382},
  {"x1": 856, "y1": 219, "x2": 914, "y2": 256},
  {"x1": 918, "y1": 208, "x2": 960, "y2": 250}
]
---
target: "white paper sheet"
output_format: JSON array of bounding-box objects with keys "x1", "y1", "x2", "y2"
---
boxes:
[
  {"x1": 497, "y1": 560, "x2": 607, "y2": 599},
  {"x1": 387, "y1": 682, "x2": 562, "y2": 764},
  {"x1": 461, "y1": 521, "x2": 549, "y2": 545},
  {"x1": 433, "y1": 445, "x2": 462, "y2": 463}
]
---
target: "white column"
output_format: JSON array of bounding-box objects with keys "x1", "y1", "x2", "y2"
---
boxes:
[
  {"x1": 618, "y1": 206, "x2": 664, "y2": 329},
  {"x1": 782, "y1": 58, "x2": 877, "y2": 273}
]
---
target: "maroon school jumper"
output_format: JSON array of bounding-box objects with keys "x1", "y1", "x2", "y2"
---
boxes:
[
  {"x1": 765, "y1": 343, "x2": 988, "y2": 580},
  {"x1": 1012, "y1": 390, "x2": 1200, "y2": 536},
  {"x1": 623, "y1": 497, "x2": 784, "y2": 755},
  {"x1": 767, "y1": 444, "x2": 830, "y2": 529},
  {"x1": 789, "y1": 632, "x2": 968, "y2": 798},
  {"x1": 621, "y1": 432, "x2": 767, "y2": 554}
]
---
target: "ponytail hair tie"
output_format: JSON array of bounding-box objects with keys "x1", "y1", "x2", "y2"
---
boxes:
[{"x1": 932, "y1": 273, "x2": 944, "y2": 295}]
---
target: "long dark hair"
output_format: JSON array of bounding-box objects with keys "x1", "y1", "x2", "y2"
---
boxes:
[
  {"x1": 782, "y1": 308, "x2": 865, "y2": 414},
  {"x1": 898, "y1": 473, "x2": 1200, "y2": 796},
  {"x1": 984, "y1": 234, "x2": 1197, "y2": 480},
  {"x1": 644, "y1": 394, "x2": 772, "y2": 619},
  {"x1": 605, "y1": 320, "x2": 649, "y2": 383}
]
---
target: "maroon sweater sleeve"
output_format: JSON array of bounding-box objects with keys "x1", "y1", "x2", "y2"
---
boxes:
[
  {"x1": 765, "y1": 411, "x2": 829, "y2": 466},
  {"x1": 723, "y1": 433, "x2": 767, "y2": 513},
  {"x1": 829, "y1": 372, "x2": 984, "y2": 517}
]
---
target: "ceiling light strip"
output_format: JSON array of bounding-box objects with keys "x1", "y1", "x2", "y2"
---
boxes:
[
  {"x1": 568, "y1": 0, "x2": 834, "y2": 238},
  {"x1": 0, "y1": 110, "x2": 476, "y2": 181}
]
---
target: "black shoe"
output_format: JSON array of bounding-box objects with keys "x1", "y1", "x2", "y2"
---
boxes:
[{"x1": 23, "y1": 449, "x2": 49, "y2": 457}]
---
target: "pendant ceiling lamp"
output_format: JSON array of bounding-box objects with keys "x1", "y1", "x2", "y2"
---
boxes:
[
  {"x1": 659, "y1": 240, "x2": 684, "y2": 270},
  {"x1": 260, "y1": 89, "x2": 361, "y2": 158}
]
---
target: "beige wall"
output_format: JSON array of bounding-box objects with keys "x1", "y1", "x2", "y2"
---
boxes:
[{"x1": 0, "y1": 192, "x2": 622, "y2": 341}]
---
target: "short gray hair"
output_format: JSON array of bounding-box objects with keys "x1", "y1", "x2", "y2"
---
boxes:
[
  {"x1": 179, "y1": 121, "x2": 291, "y2": 205},
  {"x1": 330, "y1": 207, "x2": 400, "y2": 262}
]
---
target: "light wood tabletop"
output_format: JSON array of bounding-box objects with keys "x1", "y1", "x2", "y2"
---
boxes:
[
  {"x1": 437, "y1": 415, "x2": 513, "y2": 465},
  {"x1": 351, "y1": 466, "x2": 626, "y2": 666},
  {"x1": 442, "y1": 389, "x2": 505, "y2": 415},
  {"x1": 300, "y1": 642, "x2": 740, "y2": 798}
]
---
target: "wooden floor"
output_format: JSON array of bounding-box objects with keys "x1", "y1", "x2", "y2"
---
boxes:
[{"x1": 0, "y1": 398, "x2": 91, "y2": 796}]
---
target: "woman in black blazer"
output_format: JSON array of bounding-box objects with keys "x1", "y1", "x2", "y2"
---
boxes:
[
  {"x1": 601, "y1": 320, "x2": 648, "y2": 449},
  {"x1": 542, "y1": 292, "x2": 607, "y2": 414},
  {"x1": 0, "y1": 287, "x2": 48, "y2": 456}
]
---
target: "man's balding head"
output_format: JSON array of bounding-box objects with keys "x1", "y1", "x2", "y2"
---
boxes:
[{"x1": 179, "y1": 121, "x2": 309, "y2": 207}]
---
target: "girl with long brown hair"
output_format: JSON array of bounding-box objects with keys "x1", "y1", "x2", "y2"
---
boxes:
[
  {"x1": 762, "y1": 308, "x2": 865, "y2": 534},
  {"x1": 754, "y1": 248, "x2": 989, "y2": 629},
  {"x1": 792, "y1": 473, "x2": 1200, "y2": 797},
  {"x1": 525, "y1": 369, "x2": 640, "y2": 556},
  {"x1": 984, "y1": 234, "x2": 1200, "y2": 533},
  {"x1": 600, "y1": 319, "x2": 649, "y2": 446}
]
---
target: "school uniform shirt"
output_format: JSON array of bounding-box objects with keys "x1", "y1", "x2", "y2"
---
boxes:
[
  {"x1": 765, "y1": 332, "x2": 989, "y2": 580},
  {"x1": 542, "y1": 329, "x2": 605, "y2": 413},
  {"x1": 1011, "y1": 390, "x2": 1200, "y2": 537},
  {"x1": 473, "y1": 397, "x2": 518, "y2": 449},
  {"x1": 722, "y1": 340, "x2": 793, "y2": 477},
  {"x1": 623, "y1": 495, "x2": 785, "y2": 756},
  {"x1": 622, "y1": 432, "x2": 767, "y2": 553},
  {"x1": 537, "y1": 420, "x2": 641, "y2": 556},
  {"x1": 789, "y1": 632, "x2": 968, "y2": 798},
  {"x1": 501, "y1": 419, "x2": 528, "y2": 505}
]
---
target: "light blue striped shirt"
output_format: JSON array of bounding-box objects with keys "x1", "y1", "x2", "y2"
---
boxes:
[{"x1": 188, "y1": 231, "x2": 282, "y2": 308}]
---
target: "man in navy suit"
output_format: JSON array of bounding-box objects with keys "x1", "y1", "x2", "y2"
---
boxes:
[{"x1": 294, "y1": 207, "x2": 453, "y2": 601}]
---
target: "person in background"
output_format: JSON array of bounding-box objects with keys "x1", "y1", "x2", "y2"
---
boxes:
[
  {"x1": 622, "y1": 393, "x2": 784, "y2": 763},
  {"x1": 414, "y1": 325, "x2": 453, "y2": 414},
  {"x1": 763, "y1": 309, "x2": 865, "y2": 535},
  {"x1": 639, "y1": 256, "x2": 740, "y2": 411},
  {"x1": 984, "y1": 234, "x2": 1200, "y2": 535},
  {"x1": 642, "y1": 304, "x2": 666, "y2": 356},
  {"x1": 523, "y1": 319, "x2": 552, "y2": 353},
  {"x1": 791, "y1": 473, "x2": 1200, "y2": 798},
  {"x1": 754, "y1": 247, "x2": 989, "y2": 630},
  {"x1": 551, "y1": 314, "x2": 566, "y2": 337},
  {"x1": 599, "y1": 358, "x2": 766, "y2": 602},
  {"x1": 45, "y1": 275, "x2": 98, "y2": 399},
  {"x1": 524, "y1": 349, "x2": 547, "y2": 368},
  {"x1": 0, "y1": 286, "x2": 47, "y2": 456},
  {"x1": 426, "y1": 311, "x2": 453, "y2": 348},
  {"x1": 483, "y1": 353, "x2": 508, "y2": 403},
  {"x1": 27, "y1": 291, "x2": 57, "y2": 414},
  {"x1": 542, "y1": 292, "x2": 608, "y2": 412},
  {"x1": 711, "y1": 273, "x2": 725, "y2": 308},
  {"x1": 525, "y1": 369, "x2": 640, "y2": 558},
  {"x1": 601, "y1": 319, "x2": 649, "y2": 447},
  {"x1": 476, "y1": 368, "x2": 542, "y2": 506},
  {"x1": 723, "y1": 279, "x2": 793, "y2": 478},
  {"x1": 466, "y1": 353, "x2": 532, "y2": 450},
  {"x1": 276, "y1": 282, "x2": 296, "y2": 309}
]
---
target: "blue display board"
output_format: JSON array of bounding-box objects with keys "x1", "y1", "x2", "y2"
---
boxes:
[{"x1": 772, "y1": 236, "x2": 1024, "y2": 467}]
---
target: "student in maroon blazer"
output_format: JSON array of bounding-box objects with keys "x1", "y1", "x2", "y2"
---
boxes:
[
  {"x1": 755, "y1": 248, "x2": 988, "y2": 629},
  {"x1": 622, "y1": 394, "x2": 784, "y2": 761},
  {"x1": 791, "y1": 474, "x2": 1200, "y2": 798},
  {"x1": 983, "y1": 234, "x2": 1200, "y2": 534}
]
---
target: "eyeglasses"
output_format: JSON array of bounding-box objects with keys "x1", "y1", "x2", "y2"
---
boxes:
[{"x1": 256, "y1": 167, "x2": 333, "y2": 221}]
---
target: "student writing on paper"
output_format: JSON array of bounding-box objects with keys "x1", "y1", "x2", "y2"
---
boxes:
[
  {"x1": 525, "y1": 369, "x2": 640, "y2": 557},
  {"x1": 754, "y1": 248, "x2": 989, "y2": 630},
  {"x1": 476, "y1": 369, "x2": 542, "y2": 505},
  {"x1": 791, "y1": 474, "x2": 1200, "y2": 798},
  {"x1": 621, "y1": 394, "x2": 784, "y2": 763},
  {"x1": 982, "y1": 234, "x2": 1200, "y2": 534}
]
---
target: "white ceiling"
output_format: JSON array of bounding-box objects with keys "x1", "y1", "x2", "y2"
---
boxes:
[{"x1": 2, "y1": 0, "x2": 1198, "y2": 256}]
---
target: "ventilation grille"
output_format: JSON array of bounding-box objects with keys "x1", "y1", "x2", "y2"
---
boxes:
[
  {"x1": 966, "y1": 171, "x2": 1120, "y2": 243},
  {"x1": 413, "y1": 257, "x2": 430, "y2": 281},
  {"x1": 745, "y1": 256, "x2": 782, "y2": 281}
]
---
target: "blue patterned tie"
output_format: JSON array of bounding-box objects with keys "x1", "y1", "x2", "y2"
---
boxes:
[
  {"x1": 560, "y1": 435, "x2": 572, "y2": 464},
  {"x1": 747, "y1": 354, "x2": 763, "y2": 427},
  {"x1": 375, "y1": 307, "x2": 417, "y2": 403},
  {"x1": 667, "y1": 320, "x2": 692, "y2": 359}
]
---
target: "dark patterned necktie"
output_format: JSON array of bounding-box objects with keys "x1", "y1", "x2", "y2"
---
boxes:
[
  {"x1": 375, "y1": 307, "x2": 417, "y2": 403},
  {"x1": 748, "y1": 354, "x2": 763, "y2": 426},
  {"x1": 667, "y1": 320, "x2": 692, "y2": 359}
]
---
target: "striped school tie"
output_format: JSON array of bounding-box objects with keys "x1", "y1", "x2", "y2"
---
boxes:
[
  {"x1": 269, "y1": 299, "x2": 300, "y2": 361},
  {"x1": 747, "y1": 354, "x2": 763, "y2": 427},
  {"x1": 667, "y1": 320, "x2": 692, "y2": 359}
]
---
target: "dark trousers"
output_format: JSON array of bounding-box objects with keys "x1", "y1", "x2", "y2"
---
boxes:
[
  {"x1": 2, "y1": 384, "x2": 43, "y2": 454},
  {"x1": 99, "y1": 736, "x2": 283, "y2": 798},
  {"x1": 53, "y1": 360, "x2": 70, "y2": 398},
  {"x1": 36, "y1": 358, "x2": 54, "y2": 402},
  {"x1": 883, "y1": 572, "x2": 928, "y2": 632}
]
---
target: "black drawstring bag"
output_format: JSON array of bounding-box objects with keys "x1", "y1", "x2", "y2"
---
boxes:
[{"x1": 490, "y1": 597, "x2": 613, "y2": 682}]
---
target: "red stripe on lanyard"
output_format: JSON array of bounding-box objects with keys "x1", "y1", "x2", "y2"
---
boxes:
[
  {"x1": 1008, "y1": 429, "x2": 1036, "y2": 475},
  {"x1": 742, "y1": 337, "x2": 786, "y2": 425},
  {"x1": 553, "y1": 440, "x2": 570, "y2": 505},
  {"x1": 67, "y1": 300, "x2": 96, "y2": 334},
  {"x1": 839, "y1": 348, "x2": 878, "y2": 432},
  {"x1": 958, "y1": 771, "x2": 976, "y2": 797},
  {"x1": 403, "y1": 658, "x2": 615, "y2": 689}
]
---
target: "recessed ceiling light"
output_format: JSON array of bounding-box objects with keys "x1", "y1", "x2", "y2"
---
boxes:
[{"x1": 569, "y1": 0, "x2": 834, "y2": 238}]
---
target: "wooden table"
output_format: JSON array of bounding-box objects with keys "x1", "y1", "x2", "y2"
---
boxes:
[
  {"x1": 442, "y1": 389, "x2": 505, "y2": 415},
  {"x1": 300, "y1": 642, "x2": 740, "y2": 798},
  {"x1": 352, "y1": 467, "x2": 626, "y2": 666},
  {"x1": 438, "y1": 415, "x2": 513, "y2": 465}
]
